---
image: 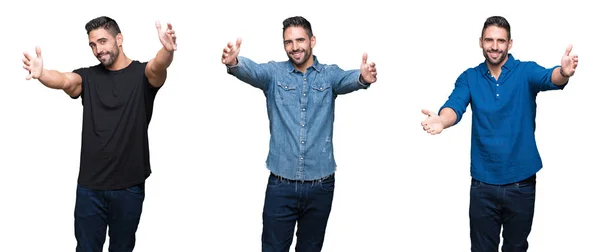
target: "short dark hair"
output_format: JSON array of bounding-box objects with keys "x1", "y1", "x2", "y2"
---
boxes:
[
  {"x1": 282, "y1": 16, "x2": 313, "y2": 38},
  {"x1": 481, "y1": 16, "x2": 511, "y2": 40},
  {"x1": 85, "y1": 16, "x2": 121, "y2": 37}
]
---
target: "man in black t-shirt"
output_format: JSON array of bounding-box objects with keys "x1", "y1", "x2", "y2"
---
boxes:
[{"x1": 22, "y1": 16, "x2": 176, "y2": 251}]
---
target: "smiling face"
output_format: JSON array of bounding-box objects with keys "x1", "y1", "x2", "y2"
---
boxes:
[
  {"x1": 283, "y1": 26, "x2": 316, "y2": 72},
  {"x1": 88, "y1": 28, "x2": 122, "y2": 67},
  {"x1": 479, "y1": 25, "x2": 512, "y2": 66}
]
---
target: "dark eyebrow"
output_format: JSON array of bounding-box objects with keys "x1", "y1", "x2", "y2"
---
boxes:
[
  {"x1": 284, "y1": 37, "x2": 306, "y2": 42},
  {"x1": 89, "y1": 37, "x2": 108, "y2": 46}
]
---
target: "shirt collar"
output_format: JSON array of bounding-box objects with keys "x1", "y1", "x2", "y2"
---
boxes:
[
  {"x1": 479, "y1": 53, "x2": 516, "y2": 75},
  {"x1": 287, "y1": 55, "x2": 323, "y2": 73}
]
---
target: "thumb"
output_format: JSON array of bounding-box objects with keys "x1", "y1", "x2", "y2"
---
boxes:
[
  {"x1": 564, "y1": 44, "x2": 573, "y2": 56},
  {"x1": 155, "y1": 20, "x2": 162, "y2": 31},
  {"x1": 236, "y1": 37, "x2": 242, "y2": 48},
  {"x1": 362, "y1": 52, "x2": 368, "y2": 65},
  {"x1": 35, "y1": 46, "x2": 42, "y2": 58},
  {"x1": 421, "y1": 109, "x2": 431, "y2": 116}
]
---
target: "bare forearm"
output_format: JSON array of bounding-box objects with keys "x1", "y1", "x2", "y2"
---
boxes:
[
  {"x1": 440, "y1": 107, "x2": 458, "y2": 128},
  {"x1": 151, "y1": 47, "x2": 174, "y2": 72},
  {"x1": 38, "y1": 69, "x2": 68, "y2": 89}
]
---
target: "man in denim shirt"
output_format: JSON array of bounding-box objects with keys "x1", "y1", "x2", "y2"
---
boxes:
[
  {"x1": 420, "y1": 16, "x2": 578, "y2": 251},
  {"x1": 221, "y1": 16, "x2": 377, "y2": 251}
]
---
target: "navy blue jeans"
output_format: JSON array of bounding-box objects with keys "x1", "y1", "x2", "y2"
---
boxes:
[
  {"x1": 262, "y1": 173, "x2": 335, "y2": 252},
  {"x1": 74, "y1": 183, "x2": 145, "y2": 252},
  {"x1": 469, "y1": 175, "x2": 536, "y2": 252}
]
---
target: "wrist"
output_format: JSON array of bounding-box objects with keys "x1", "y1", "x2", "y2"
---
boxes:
[
  {"x1": 163, "y1": 46, "x2": 175, "y2": 54},
  {"x1": 559, "y1": 67, "x2": 570, "y2": 78},
  {"x1": 359, "y1": 75, "x2": 369, "y2": 85},
  {"x1": 226, "y1": 58, "x2": 238, "y2": 67}
]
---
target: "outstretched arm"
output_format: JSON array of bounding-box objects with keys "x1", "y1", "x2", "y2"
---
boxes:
[
  {"x1": 529, "y1": 44, "x2": 578, "y2": 92},
  {"x1": 145, "y1": 21, "x2": 177, "y2": 88},
  {"x1": 23, "y1": 46, "x2": 82, "y2": 98},
  {"x1": 334, "y1": 53, "x2": 377, "y2": 94},
  {"x1": 222, "y1": 38, "x2": 270, "y2": 91},
  {"x1": 421, "y1": 72, "x2": 470, "y2": 135}
]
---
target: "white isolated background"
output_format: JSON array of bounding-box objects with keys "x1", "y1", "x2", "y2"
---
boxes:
[{"x1": 1, "y1": 0, "x2": 598, "y2": 251}]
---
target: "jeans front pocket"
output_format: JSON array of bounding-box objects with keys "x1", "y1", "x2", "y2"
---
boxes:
[
  {"x1": 318, "y1": 175, "x2": 335, "y2": 193},
  {"x1": 516, "y1": 181, "x2": 536, "y2": 195},
  {"x1": 126, "y1": 183, "x2": 145, "y2": 194},
  {"x1": 471, "y1": 179, "x2": 482, "y2": 189},
  {"x1": 267, "y1": 174, "x2": 287, "y2": 188}
]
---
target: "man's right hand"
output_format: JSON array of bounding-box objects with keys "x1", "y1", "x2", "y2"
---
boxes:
[
  {"x1": 23, "y1": 46, "x2": 44, "y2": 80},
  {"x1": 421, "y1": 109, "x2": 445, "y2": 135},
  {"x1": 222, "y1": 38, "x2": 242, "y2": 66}
]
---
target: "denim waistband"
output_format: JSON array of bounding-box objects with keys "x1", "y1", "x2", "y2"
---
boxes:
[
  {"x1": 473, "y1": 174, "x2": 536, "y2": 186},
  {"x1": 270, "y1": 172, "x2": 334, "y2": 182}
]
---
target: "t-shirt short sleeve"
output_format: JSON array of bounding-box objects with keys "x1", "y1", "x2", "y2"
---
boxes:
[{"x1": 72, "y1": 67, "x2": 86, "y2": 100}]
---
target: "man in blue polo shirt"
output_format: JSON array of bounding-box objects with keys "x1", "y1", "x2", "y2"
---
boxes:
[{"x1": 420, "y1": 16, "x2": 579, "y2": 251}]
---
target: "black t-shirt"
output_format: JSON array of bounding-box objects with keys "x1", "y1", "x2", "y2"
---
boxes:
[{"x1": 72, "y1": 60, "x2": 160, "y2": 190}]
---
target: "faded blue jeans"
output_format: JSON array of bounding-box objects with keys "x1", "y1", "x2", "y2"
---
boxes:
[
  {"x1": 74, "y1": 183, "x2": 145, "y2": 252},
  {"x1": 262, "y1": 173, "x2": 335, "y2": 252}
]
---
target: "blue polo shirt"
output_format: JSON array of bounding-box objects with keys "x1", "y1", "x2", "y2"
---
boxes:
[{"x1": 441, "y1": 54, "x2": 566, "y2": 185}]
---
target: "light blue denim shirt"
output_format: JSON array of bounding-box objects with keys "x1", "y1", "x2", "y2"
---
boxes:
[{"x1": 227, "y1": 55, "x2": 370, "y2": 181}]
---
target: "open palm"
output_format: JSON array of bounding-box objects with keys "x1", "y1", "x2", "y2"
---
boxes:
[
  {"x1": 23, "y1": 46, "x2": 43, "y2": 80},
  {"x1": 156, "y1": 21, "x2": 177, "y2": 52},
  {"x1": 421, "y1": 109, "x2": 444, "y2": 135}
]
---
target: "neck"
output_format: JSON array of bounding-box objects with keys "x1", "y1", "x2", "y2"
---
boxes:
[
  {"x1": 106, "y1": 52, "x2": 132, "y2": 71},
  {"x1": 486, "y1": 56, "x2": 508, "y2": 79},
  {"x1": 486, "y1": 63, "x2": 502, "y2": 78},
  {"x1": 294, "y1": 55, "x2": 314, "y2": 73}
]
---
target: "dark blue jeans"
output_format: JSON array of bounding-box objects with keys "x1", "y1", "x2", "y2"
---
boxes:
[
  {"x1": 470, "y1": 175, "x2": 536, "y2": 252},
  {"x1": 262, "y1": 173, "x2": 335, "y2": 252},
  {"x1": 74, "y1": 183, "x2": 145, "y2": 252}
]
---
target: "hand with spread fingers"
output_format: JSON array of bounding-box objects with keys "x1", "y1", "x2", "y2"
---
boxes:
[
  {"x1": 23, "y1": 46, "x2": 44, "y2": 80},
  {"x1": 359, "y1": 53, "x2": 377, "y2": 84},
  {"x1": 156, "y1": 21, "x2": 177, "y2": 52},
  {"x1": 222, "y1": 37, "x2": 242, "y2": 66}
]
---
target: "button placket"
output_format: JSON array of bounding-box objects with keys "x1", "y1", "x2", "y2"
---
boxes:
[{"x1": 298, "y1": 72, "x2": 309, "y2": 174}]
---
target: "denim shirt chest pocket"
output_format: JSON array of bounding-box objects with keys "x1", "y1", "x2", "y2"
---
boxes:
[
  {"x1": 275, "y1": 81, "x2": 298, "y2": 106},
  {"x1": 310, "y1": 82, "x2": 332, "y2": 107}
]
